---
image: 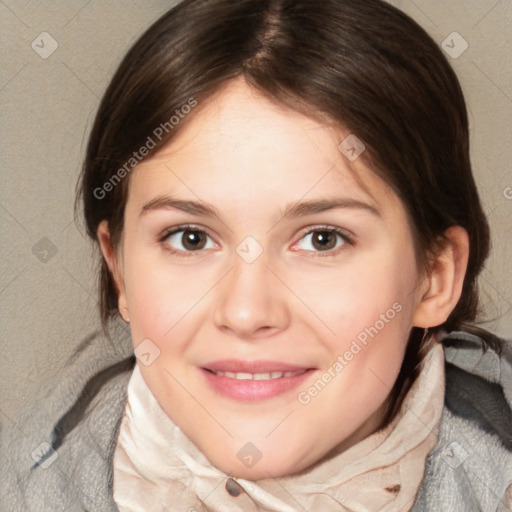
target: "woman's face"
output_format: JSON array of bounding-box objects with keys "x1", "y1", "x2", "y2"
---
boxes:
[{"x1": 108, "y1": 77, "x2": 429, "y2": 479}]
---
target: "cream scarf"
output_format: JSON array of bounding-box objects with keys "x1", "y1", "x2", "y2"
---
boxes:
[{"x1": 113, "y1": 341, "x2": 445, "y2": 511}]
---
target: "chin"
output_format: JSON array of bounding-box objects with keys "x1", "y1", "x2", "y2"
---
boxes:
[
  {"x1": 211, "y1": 450, "x2": 312, "y2": 481},
  {"x1": 230, "y1": 463, "x2": 291, "y2": 481}
]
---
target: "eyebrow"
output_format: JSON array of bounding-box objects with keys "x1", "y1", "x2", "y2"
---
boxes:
[{"x1": 139, "y1": 195, "x2": 381, "y2": 220}]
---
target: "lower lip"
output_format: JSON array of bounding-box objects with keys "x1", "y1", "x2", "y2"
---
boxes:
[{"x1": 200, "y1": 368, "x2": 315, "y2": 401}]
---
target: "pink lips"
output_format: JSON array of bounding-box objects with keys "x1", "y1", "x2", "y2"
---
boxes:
[{"x1": 200, "y1": 359, "x2": 315, "y2": 401}]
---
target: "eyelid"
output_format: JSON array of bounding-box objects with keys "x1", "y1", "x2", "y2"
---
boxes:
[
  {"x1": 295, "y1": 224, "x2": 355, "y2": 243},
  {"x1": 158, "y1": 223, "x2": 214, "y2": 242}
]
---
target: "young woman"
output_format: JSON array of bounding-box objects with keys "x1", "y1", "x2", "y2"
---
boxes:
[{"x1": 2, "y1": 0, "x2": 511, "y2": 510}]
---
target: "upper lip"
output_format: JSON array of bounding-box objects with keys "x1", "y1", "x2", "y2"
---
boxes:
[{"x1": 202, "y1": 359, "x2": 313, "y2": 373}]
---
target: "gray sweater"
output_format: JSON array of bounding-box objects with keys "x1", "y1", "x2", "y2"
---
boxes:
[{"x1": 1, "y1": 324, "x2": 511, "y2": 511}]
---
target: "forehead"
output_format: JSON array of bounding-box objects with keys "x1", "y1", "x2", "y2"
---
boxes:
[{"x1": 128, "y1": 77, "x2": 399, "y2": 215}]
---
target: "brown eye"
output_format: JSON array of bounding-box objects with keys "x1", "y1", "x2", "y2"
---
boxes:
[
  {"x1": 162, "y1": 227, "x2": 215, "y2": 253},
  {"x1": 181, "y1": 230, "x2": 207, "y2": 250},
  {"x1": 311, "y1": 231, "x2": 337, "y2": 250},
  {"x1": 295, "y1": 227, "x2": 351, "y2": 254}
]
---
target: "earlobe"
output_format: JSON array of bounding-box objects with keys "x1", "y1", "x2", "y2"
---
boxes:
[
  {"x1": 412, "y1": 226, "x2": 469, "y2": 329},
  {"x1": 97, "y1": 220, "x2": 130, "y2": 322}
]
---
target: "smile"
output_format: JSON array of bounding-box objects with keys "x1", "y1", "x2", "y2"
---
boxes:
[
  {"x1": 199, "y1": 362, "x2": 315, "y2": 401},
  {"x1": 207, "y1": 369, "x2": 308, "y2": 380}
]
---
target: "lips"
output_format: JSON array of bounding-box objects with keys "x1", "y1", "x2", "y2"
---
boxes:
[{"x1": 200, "y1": 359, "x2": 315, "y2": 401}]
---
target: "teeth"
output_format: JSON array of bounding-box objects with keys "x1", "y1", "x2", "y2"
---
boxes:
[{"x1": 211, "y1": 370, "x2": 306, "y2": 380}]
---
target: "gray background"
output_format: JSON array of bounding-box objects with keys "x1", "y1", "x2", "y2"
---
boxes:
[{"x1": 1, "y1": 0, "x2": 511, "y2": 422}]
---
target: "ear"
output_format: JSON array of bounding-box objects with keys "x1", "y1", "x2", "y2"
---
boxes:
[
  {"x1": 97, "y1": 220, "x2": 130, "y2": 323},
  {"x1": 412, "y1": 226, "x2": 469, "y2": 328}
]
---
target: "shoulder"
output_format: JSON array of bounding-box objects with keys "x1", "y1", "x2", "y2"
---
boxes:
[
  {"x1": 0, "y1": 324, "x2": 135, "y2": 511},
  {"x1": 412, "y1": 327, "x2": 512, "y2": 512}
]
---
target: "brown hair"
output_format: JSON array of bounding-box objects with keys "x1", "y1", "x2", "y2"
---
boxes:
[{"x1": 76, "y1": 0, "x2": 503, "y2": 426}]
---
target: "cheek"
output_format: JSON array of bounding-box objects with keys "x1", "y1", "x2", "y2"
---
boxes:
[
  {"x1": 122, "y1": 252, "x2": 201, "y2": 346},
  {"x1": 305, "y1": 246, "x2": 417, "y2": 337},
  {"x1": 295, "y1": 250, "x2": 419, "y2": 397}
]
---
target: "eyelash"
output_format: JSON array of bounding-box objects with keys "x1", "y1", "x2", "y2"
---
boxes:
[{"x1": 158, "y1": 224, "x2": 355, "y2": 259}]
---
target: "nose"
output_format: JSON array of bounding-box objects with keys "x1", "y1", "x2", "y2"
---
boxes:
[{"x1": 212, "y1": 251, "x2": 290, "y2": 340}]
